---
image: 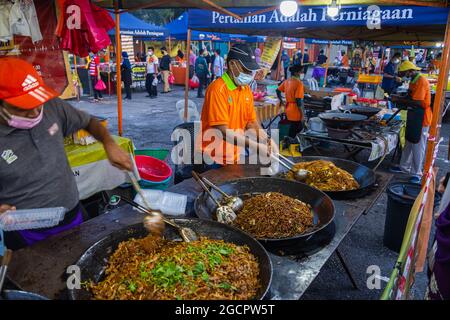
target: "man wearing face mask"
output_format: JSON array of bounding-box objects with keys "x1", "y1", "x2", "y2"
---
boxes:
[
  {"x1": 276, "y1": 65, "x2": 305, "y2": 138},
  {"x1": 197, "y1": 44, "x2": 276, "y2": 171},
  {"x1": 390, "y1": 61, "x2": 432, "y2": 183},
  {"x1": 381, "y1": 52, "x2": 402, "y2": 95},
  {"x1": 145, "y1": 47, "x2": 159, "y2": 99},
  {"x1": 0, "y1": 58, "x2": 133, "y2": 249}
]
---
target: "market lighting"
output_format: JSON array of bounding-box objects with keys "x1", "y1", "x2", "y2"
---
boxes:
[
  {"x1": 435, "y1": 42, "x2": 443, "y2": 48},
  {"x1": 280, "y1": 1, "x2": 298, "y2": 18},
  {"x1": 327, "y1": 0, "x2": 340, "y2": 18}
]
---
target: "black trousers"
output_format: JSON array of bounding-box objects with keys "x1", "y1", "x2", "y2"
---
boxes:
[
  {"x1": 197, "y1": 74, "x2": 207, "y2": 97},
  {"x1": 288, "y1": 120, "x2": 303, "y2": 138},
  {"x1": 145, "y1": 73, "x2": 157, "y2": 97},
  {"x1": 91, "y1": 76, "x2": 103, "y2": 99},
  {"x1": 124, "y1": 81, "x2": 132, "y2": 99}
]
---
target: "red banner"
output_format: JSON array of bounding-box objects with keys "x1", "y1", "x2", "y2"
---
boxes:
[{"x1": 0, "y1": 0, "x2": 71, "y2": 96}]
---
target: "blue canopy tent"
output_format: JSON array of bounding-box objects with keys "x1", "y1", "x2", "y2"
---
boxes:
[
  {"x1": 108, "y1": 12, "x2": 168, "y2": 40},
  {"x1": 165, "y1": 12, "x2": 229, "y2": 42},
  {"x1": 187, "y1": 6, "x2": 449, "y2": 42}
]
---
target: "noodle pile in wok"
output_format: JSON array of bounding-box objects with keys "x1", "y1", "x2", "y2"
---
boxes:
[
  {"x1": 89, "y1": 236, "x2": 260, "y2": 300},
  {"x1": 286, "y1": 160, "x2": 359, "y2": 191},
  {"x1": 232, "y1": 192, "x2": 314, "y2": 239}
]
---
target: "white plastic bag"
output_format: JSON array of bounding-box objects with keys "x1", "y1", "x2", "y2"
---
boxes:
[{"x1": 152, "y1": 77, "x2": 158, "y2": 86}]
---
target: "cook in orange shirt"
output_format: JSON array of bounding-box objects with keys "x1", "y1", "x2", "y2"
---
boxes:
[
  {"x1": 341, "y1": 50, "x2": 350, "y2": 68},
  {"x1": 391, "y1": 61, "x2": 433, "y2": 183},
  {"x1": 276, "y1": 65, "x2": 305, "y2": 138},
  {"x1": 195, "y1": 44, "x2": 277, "y2": 171}
]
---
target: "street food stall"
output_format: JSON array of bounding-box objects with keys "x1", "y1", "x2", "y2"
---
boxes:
[{"x1": 1, "y1": 0, "x2": 449, "y2": 303}]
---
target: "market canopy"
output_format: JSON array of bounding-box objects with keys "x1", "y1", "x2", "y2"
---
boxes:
[
  {"x1": 187, "y1": 5, "x2": 450, "y2": 41},
  {"x1": 165, "y1": 12, "x2": 230, "y2": 41},
  {"x1": 108, "y1": 12, "x2": 168, "y2": 39}
]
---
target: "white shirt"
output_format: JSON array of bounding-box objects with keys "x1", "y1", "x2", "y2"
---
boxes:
[
  {"x1": 213, "y1": 55, "x2": 224, "y2": 77},
  {"x1": 146, "y1": 54, "x2": 159, "y2": 74},
  {"x1": 0, "y1": 3, "x2": 13, "y2": 42},
  {"x1": 10, "y1": 1, "x2": 31, "y2": 39},
  {"x1": 21, "y1": 0, "x2": 43, "y2": 43}
]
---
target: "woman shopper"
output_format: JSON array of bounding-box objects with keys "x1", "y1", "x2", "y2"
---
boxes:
[
  {"x1": 195, "y1": 49, "x2": 209, "y2": 98},
  {"x1": 89, "y1": 53, "x2": 103, "y2": 102}
]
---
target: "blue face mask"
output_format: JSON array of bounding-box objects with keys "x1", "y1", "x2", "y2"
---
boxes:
[{"x1": 234, "y1": 72, "x2": 254, "y2": 86}]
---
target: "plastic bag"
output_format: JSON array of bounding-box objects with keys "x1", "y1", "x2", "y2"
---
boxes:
[
  {"x1": 152, "y1": 77, "x2": 158, "y2": 86},
  {"x1": 95, "y1": 79, "x2": 106, "y2": 91},
  {"x1": 168, "y1": 73, "x2": 175, "y2": 85}
]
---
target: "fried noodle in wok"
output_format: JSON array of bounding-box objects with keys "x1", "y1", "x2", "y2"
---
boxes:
[
  {"x1": 232, "y1": 192, "x2": 314, "y2": 239},
  {"x1": 88, "y1": 236, "x2": 260, "y2": 300},
  {"x1": 286, "y1": 160, "x2": 359, "y2": 191}
]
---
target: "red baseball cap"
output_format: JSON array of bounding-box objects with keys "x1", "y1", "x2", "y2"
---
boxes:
[{"x1": 0, "y1": 57, "x2": 59, "y2": 110}]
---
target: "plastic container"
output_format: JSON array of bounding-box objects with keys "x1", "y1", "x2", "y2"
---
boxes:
[
  {"x1": 384, "y1": 183, "x2": 440, "y2": 252},
  {"x1": 0, "y1": 207, "x2": 66, "y2": 231},
  {"x1": 135, "y1": 155, "x2": 172, "y2": 183},
  {"x1": 133, "y1": 190, "x2": 187, "y2": 216}
]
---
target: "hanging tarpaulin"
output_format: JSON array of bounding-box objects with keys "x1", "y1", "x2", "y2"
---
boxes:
[
  {"x1": 283, "y1": 42, "x2": 297, "y2": 49},
  {"x1": 259, "y1": 37, "x2": 281, "y2": 73},
  {"x1": 108, "y1": 12, "x2": 168, "y2": 40},
  {"x1": 305, "y1": 39, "x2": 353, "y2": 45},
  {"x1": 0, "y1": 0, "x2": 75, "y2": 99},
  {"x1": 188, "y1": 6, "x2": 449, "y2": 30}
]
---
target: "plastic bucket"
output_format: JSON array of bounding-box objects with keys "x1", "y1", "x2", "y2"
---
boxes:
[{"x1": 383, "y1": 182, "x2": 440, "y2": 253}]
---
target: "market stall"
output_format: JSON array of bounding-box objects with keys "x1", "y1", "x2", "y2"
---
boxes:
[{"x1": 6, "y1": 164, "x2": 392, "y2": 299}]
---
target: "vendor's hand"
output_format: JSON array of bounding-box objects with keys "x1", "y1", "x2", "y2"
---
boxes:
[
  {"x1": 104, "y1": 141, "x2": 133, "y2": 172},
  {"x1": 395, "y1": 76, "x2": 402, "y2": 83},
  {"x1": 267, "y1": 139, "x2": 279, "y2": 157},
  {"x1": 0, "y1": 204, "x2": 16, "y2": 214}
]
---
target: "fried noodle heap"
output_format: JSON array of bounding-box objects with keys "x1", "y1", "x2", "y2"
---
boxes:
[
  {"x1": 286, "y1": 160, "x2": 359, "y2": 191},
  {"x1": 89, "y1": 236, "x2": 260, "y2": 300},
  {"x1": 232, "y1": 192, "x2": 314, "y2": 239}
]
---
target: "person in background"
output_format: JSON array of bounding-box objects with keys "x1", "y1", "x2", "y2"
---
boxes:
[
  {"x1": 204, "y1": 49, "x2": 213, "y2": 86},
  {"x1": 426, "y1": 172, "x2": 450, "y2": 300},
  {"x1": 176, "y1": 50, "x2": 184, "y2": 63},
  {"x1": 196, "y1": 43, "x2": 277, "y2": 172},
  {"x1": 281, "y1": 51, "x2": 290, "y2": 80},
  {"x1": 293, "y1": 49, "x2": 302, "y2": 66},
  {"x1": 351, "y1": 52, "x2": 363, "y2": 70},
  {"x1": 415, "y1": 49, "x2": 424, "y2": 65},
  {"x1": 317, "y1": 49, "x2": 327, "y2": 65},
  {"x1": 145, "y1": 47, "x2": 158, "y2": 99},
  {"x1": 213, "y1": 49, "x2": 225, "y2": 80},
  {"x1": 89, "y1": 53, "x2": 103, "y2": 102},
  {"x1": 302, "y1": 48, "x2": 310, "y2": 73},
  {"x1": 277, "y1": 65, "x2": 305, "y2": 139},
  {"x1": 0, "y1": 58, "x2": 133, "y2": 250},
  {"x1": 364, "y1": 51, "x2": 376, "y2": 74},
  {"x1": 381, "y1": 52, "x2": 402, "y2": 95},
  {"x1": 254, "y1": 47, "x2": 261, "y2": 64},
  {"x1": 430, "y1": 52, "x2": 442, "y2": 73},
  {"x1": 195, "y1": 48, "x2": 209, "y2": 98},
  {"x1": 391, "y1": 61, "x2": 432, "y2": 184},
  {"x1": 160, "y1": 47, "x2": 171, "y2": 93},
  {"x1": 189, "y1": 49, "x2": 197, "y2": 67},
  {"x1": 121, "y1": 52, "x2": 132, "y2": 100},
  {"x1": 341, "y1": 50, "x2": 349, "y2": 67}
]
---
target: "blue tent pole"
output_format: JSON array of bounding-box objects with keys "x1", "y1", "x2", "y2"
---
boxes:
[{"x1": 184, "y1": 29, "x2": 192, "y2": 122}]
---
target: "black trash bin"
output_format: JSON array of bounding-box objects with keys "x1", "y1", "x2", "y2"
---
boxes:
[{"x1": 384, "y1": 182, "x2": 440, "y2": 253}]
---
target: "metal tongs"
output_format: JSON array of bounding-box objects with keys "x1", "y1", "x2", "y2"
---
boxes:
[
  {"x1": 192, "y1": 171, "x2": 238, "y2": 224},
  {"x1": 125, "y1": 171, "x2": 198, "y2": 242},
  {"x1": 0, "y1": 249, "x2": 12, "y2": 297},
  {"x1": 271, "y1": 153, "x2": 310, "y2": 182}
]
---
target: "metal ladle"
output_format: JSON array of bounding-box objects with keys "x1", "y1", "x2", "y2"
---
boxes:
[
  {"x1": 109, "y1": 195, "x2": 198, "y2": 242},
  {"x1": 271, "y1": 153, "x2": 310, "y2": 182},
  {"x1": 201, "y1": 176, "x2": 244, "y2": 212},
  {"x1": 192, "y1": 172, "x2": 237, "y2": 224}
]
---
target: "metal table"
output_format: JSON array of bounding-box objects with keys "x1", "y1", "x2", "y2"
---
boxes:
[{"x1": 6, "y1": 165, "x2": 392, "y2": 300}]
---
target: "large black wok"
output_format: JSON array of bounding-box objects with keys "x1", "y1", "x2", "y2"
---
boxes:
[
  {"x1": 278, "y1": 156, "x2": 377, "y2": 200},
  {"x1": 195, "y1": 177, "x2": 335, "y2": 255},
  {"x1": 339, "y1": 105, "x2": 380, "y2": 118},
  {"x1": 68, "y1": 218, "x2": 272, "y2": 300},
  {"x1": 319, "y1": 112, "x2": 367, "y2": 129}
]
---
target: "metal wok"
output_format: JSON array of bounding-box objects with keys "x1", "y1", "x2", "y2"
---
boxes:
[
  {"x1": 339, "y1": 105, "x2": 381, "y2": 118},
  {"x1": 195, "y1": 177, "x2": 335, "y2": 255},
  {"x1": 319, "y1": 112, "x2": 367, "y2": 129},
  {"x1": 278, "y1": 156, "x2": 377, "y2": 200},
  {"x1": 67, "y1": 218, "x2": 272, "y2": 300}
]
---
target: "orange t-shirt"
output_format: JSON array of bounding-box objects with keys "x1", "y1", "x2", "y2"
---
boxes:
[
  {"x1": 342, "y1": 55, "x2": 349, "y2": 67},
  {"x1": 409, "y1": 75, "x2": 432, "y2": 127},
  {"x1": 278, "y1": 78, "x2": 304, "y2": 121},
  {"x1": 197, "y1": 73, "x2": 257, "y2": 165}
]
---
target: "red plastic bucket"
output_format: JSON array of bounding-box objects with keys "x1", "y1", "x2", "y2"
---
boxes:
[{"x1": 135, "y1": 155, "x2": 172, "y2": 182}]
